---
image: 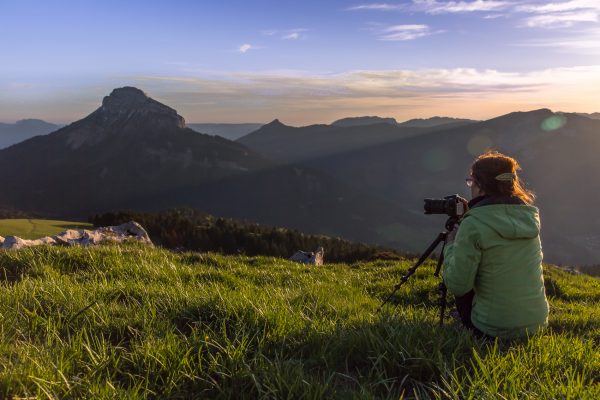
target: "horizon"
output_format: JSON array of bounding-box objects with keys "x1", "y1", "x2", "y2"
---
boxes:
[{"x1": 2, "y1": 0, "x2": 600, "y2": 125}]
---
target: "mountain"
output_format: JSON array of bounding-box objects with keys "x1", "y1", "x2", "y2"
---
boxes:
[
  {"x1": 0, "y1": 87, "x2": 272, "y2": 217},
  {"x1": 307, "y1": 109, "x2": 600, "y2": 265},
  {"x1": 575, "y1": 112, "x2": 600, "y2": 120},
  {"x1": 237, "y1": 117, "x2": 478, "y2": 163},
  {"x1": 188, "y1": 123, "x2": 263, "y2": 140},
  {"x1": 331, "y1": 116, "x2": 398, "y2": 127},
  {"x1": 398, "y1": 116, "x2": 476, "y2": 128},
  {"x1": 237, "y1": 119, "x2": 430, "y2": 162},
  {"x1": 0, "y1": 119, "x2": 60, "y2": 149},
  {"x1": 331, "y1": 116, "x2": 476, "y2": 129},
  {"x1": 0, "y1": 87, "x2": 426, "y2": 248}
]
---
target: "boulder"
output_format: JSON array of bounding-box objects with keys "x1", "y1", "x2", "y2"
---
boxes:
[
  {"x1": 289, "y1": 247, "x2": 324, "y2": 265},
  {"x1": 1, "y1": 221, "x2": 152, "y2": 250}
]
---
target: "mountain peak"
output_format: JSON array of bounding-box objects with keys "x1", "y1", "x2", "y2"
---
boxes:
[
  {"x1": 102, "y1": 86, "x2": 149, "y2": 107},
  {"x1": 93, "y1": 86, "x2": 185, "y2": 129},
  {"x1": 331, "y1": 116, "x2": 397, "y2": 127},
  {"x1": 267, "y1": 119, "x2": 285, "y2": 126}
]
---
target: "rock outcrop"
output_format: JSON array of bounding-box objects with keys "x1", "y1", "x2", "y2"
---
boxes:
[
  {"x1": 0, "y1": 221, "x2": 152, "y2": 250},
  {"x1": 289, "y1": 247, "x2": 324, "y2": 265}
]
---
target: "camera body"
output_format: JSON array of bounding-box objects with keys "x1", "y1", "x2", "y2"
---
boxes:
[{"x1": 423, "y1": 194, "x2": 467, "y2": 218}]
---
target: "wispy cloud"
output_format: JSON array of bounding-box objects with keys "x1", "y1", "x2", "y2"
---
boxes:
[
  {"x1": 483, "y1": 13, "x2": 508, "y2": 19},
  {"x1": 7, "y1": 66, "x2": 598, "y2": 125},
  {"x1": 412, "y1": 0, "x2": 512, "y2": 14},
  {"x1": 238, "y1": 44, "x2": 254, "y2": 53},
  {"x1": 348, "y1": 3, "x2": 405, "y2": 11},
  {"x1": 516, "y1": 1, "x2": 600, "y2": 28},
  {"x1": 350, "y1": 1, "x2": 600, "y2": 29},
  {"x1": 132, "y1": 65, "x2": 600, "y2": 111},
  {"x1": 282, "y1": 32, "x2": 301, "y2": 40},
  {"x1": 516, "y1": 27, "x2": 600, "y2": 50},
  {"x1": 523, "y1": 10, "x2": 598, "y2": 27},
  {"x1": 261, "y1": 28, "x2": 309, "y2": 40},
  {"x1": 379, "y1": 24, "x2": 435, "y2": 40},
  {"x1": 516, "y1": 0, "x2": 600, "y2": 14},
  {"x1": 349, "y1": 1, "x2": 512, "y2": 14}
]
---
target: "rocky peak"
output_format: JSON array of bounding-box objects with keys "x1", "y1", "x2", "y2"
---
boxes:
[
  {"x1": 92, "y1": 86, "x2": 186, "y2": 129},
  {"x1": 102, "y1": 87, "x2": 149, "y2": 109},
  {"x1": 266, "y1": 119, "x2": 285, "y2": 127}
]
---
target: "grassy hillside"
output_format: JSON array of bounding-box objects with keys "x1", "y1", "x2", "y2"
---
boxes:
[
  {"x1": 0, "y1": 219, "x2": 91, "y2": 239},
  {"x1": 0, "y1": 244, "x2": 598, "y2": 399}
]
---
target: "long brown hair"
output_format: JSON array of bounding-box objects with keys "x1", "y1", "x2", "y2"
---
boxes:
[{"x1": 470, "y1": 150, "x2": 535, "y2": 205}]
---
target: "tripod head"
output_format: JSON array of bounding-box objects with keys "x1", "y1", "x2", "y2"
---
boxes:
[{"x1": 445, "y1": 215, "x2": 460, "y2": 232}]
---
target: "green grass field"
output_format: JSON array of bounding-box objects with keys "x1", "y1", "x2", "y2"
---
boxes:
[
  {"x1": 0, "y1": 219, "x2": 92, "y2": 239},
  {"x1": 0, "y1": 244, "x2": 598, "y2": 399}
]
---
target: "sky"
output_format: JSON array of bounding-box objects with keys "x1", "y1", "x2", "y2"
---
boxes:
[{"x1": 1, "y1": 0, "x2": 600, "y2": 125}]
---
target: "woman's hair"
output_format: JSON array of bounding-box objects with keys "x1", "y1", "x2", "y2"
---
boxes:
[{"x1": 470, "y1": 150, "x2": 535, "y2": 205}]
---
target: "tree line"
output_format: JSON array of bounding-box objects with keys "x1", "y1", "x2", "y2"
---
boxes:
[{"x1": 88, "y1": 208, "x2": 404, "y2": 263}]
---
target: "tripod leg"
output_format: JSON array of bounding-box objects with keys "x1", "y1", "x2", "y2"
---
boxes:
[
  {"x1": 438, "y1": 282, "x2": 447, "y2": 326},
  {"x1": 377, "y1": 232, "x2": 446, "y2": 313}
]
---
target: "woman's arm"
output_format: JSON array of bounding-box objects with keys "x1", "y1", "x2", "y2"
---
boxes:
[{"x1": 443, "y1": 217, "x2": 482, "y2": 296}]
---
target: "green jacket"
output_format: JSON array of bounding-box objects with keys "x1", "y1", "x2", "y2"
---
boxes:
[{"x1": 443, "y1": 202, "x2": 549, "y2": 339}]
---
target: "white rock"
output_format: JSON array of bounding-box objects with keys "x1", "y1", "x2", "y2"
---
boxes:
[
  {"x1": 1, "y1": 221, "x2": 152, "y2": 250},
  {"x1": 289, "y1": 247, "x2": 324, "y2": 265}
]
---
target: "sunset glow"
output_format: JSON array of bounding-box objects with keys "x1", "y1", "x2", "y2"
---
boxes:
[{"x1": 1, "y1": 0, "x2": 599, "y2": 124}]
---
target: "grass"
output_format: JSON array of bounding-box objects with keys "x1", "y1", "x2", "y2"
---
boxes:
[
  {"x1": 0, "y1": 219, "x2": 92, "y2": 240},
  {"x1": 0, "y1": 243, "x2": 598, "y2": 399}
]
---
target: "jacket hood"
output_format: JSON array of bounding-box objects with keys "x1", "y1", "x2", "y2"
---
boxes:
[{"x1": 464, "y1": 204, "x2": 540, "y2": 239}]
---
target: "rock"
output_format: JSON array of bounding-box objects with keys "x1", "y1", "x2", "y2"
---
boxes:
[
  {"x1": 1, "y1": 221, "x2": 152, "y2": 250},
  {"x1": 289, "y1": 247, "x2": 324, "y2": 265},
  {"x1": 2, "y1": 236, "x2": 30, "y2": 250},
  {"x1": 0, "y1": 235, "x2": 4, "y2": 245}
]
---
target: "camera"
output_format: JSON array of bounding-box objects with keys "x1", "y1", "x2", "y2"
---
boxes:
[{"x1": 424, "y1": 194, "x2": 467, "y2": 218}]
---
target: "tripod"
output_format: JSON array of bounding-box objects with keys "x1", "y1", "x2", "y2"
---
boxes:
[{"x1": 377, "y1": 216, "x2": 459, "y2": 326}]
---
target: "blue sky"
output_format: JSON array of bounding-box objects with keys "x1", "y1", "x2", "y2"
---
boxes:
[{"x1": 1, "y1": 0, "x2": 599, "y2": 124}]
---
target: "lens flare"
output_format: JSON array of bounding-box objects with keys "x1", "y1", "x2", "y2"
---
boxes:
[
  {"x1": 422, "y1": 147, "x2": 451, "y2": 172},
  {"x1": 541, "y1": 114, "x2": 567, "y2": 131}
]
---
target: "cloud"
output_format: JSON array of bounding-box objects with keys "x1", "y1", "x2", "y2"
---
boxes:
[
  {"x1": 515, "y1": 1, "x2": 600, "y2": 28},
  {"x1": 524, "y1": 10, "x2": 598, "y2": 27},
  {"x1": 516, "y1": 0, "x2": 600, "y2": 14},
  {"x1": 483, "y1": 13, "x2": 508, "y2": 19},
  {"x1": 516, "y1": 28, "x2": 600, "y2": 50},
  {"x1": 412, "y1": 0, "x2": 512, "y2": 14},
  {"x1": 379, "y1": 24, "x2": 434, "y2": 40},
  {"x1": 133, "y1": 65, "x2": 600, "y2": 100},
  {"x1": 125, "y1": 65, "x2": 600, "y2": 124},
  {"x1": 262, "y1": 28, "x2": 308, "y2": 40},
  {"x1": 349, "y1": 1, "x2": 512, "y2": 14},
  {"x1": 348, "y1": 3, "x2": 405, "y2": 11},
  {"x1": 6, "y1": 66, "x2": 598, "y2": 125},
  {"x1": 238, "y1": 44, "x2": 254, "y2": 53},
  {"x1": 282, "y1": 32, "x2": 300, "y2": 40}
]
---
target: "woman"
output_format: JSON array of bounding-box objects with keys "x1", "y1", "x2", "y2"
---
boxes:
[{"x1": 443, "y1": 150, "x2": 549, "y2": 339}]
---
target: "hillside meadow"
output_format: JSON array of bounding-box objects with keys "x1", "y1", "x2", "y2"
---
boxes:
[
  {"x1": 0, "y1": 243, "x2": 598, "y2": 399},
  {"x1": 0, "y1": 219, "x2": 91, "y2": 240}
]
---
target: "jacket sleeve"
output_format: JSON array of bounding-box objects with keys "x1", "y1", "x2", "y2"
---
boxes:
[{"x1": 443, "y1": 217, "x2": 482, "y2": 296}]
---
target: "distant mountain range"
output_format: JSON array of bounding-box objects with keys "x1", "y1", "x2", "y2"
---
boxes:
[
  {"x1": 188, "y1": 123, "x2": 263, "y2": 140},
  {"x1": 0, "y1": 119, "x2": 60, "y2": 149},
  {"x1": 575, "y1": 112, "x2": 600, "y2": 120},
  {"x1": 237, "y1": 118, "x2": 475, "y2": 162},
  {"x1": 1, "y1": 88, "x2": 598, "y2": 265},
  {"x1": 331, "y1": 115, "x2": 476, "y2": 128},
  {"x1": 304, "y1": 109, "x2": 600, "y2": 265},
  {"x1": 0, "y1": 87, "x2": 425, "y2": 247}
]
